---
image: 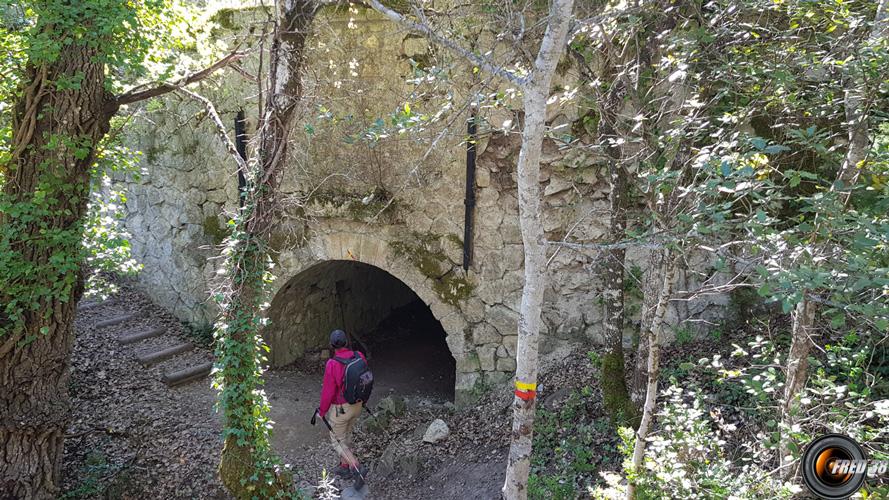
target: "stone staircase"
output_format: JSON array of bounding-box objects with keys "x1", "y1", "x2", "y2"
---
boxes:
[{"x1": 77, "y1": 298, "x2": 213, "y2": 387}]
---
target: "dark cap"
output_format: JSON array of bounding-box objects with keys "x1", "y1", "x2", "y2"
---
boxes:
[{"x1": 330, "y1": 329, "x2": 349, "y2": 348}]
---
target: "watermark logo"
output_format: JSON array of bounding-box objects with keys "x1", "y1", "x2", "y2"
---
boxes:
[{"x1": 801, "y1": 434, "x2": 888, "y2": 499}]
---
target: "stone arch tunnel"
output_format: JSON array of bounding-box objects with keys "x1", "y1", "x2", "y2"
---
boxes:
[{"x1": 263, "y1": 259, "x2": 456, "y2": 401}]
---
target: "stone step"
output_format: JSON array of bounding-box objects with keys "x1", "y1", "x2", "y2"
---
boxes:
[
  {"x1": 162, "y1": 362, "x2": 213, "y2": 387},
  {"x1": 94, "y1": 314, "x2": 134, "y2": 329},
  {"x1": 136, "y1": 342, "x2": 193, "y2": 366},
  {"x1": 77, "y1": 299, "x2": 115, "y2": 312},
  {"x1": 118, "y1": 326, "x2": 166, "y2": 345}
]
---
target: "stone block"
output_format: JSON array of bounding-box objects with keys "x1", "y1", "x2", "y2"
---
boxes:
[
  {"x1": 422, "y1": 419, "x2": 449, "y2": 443},
  {"x1": 500, "y1": 217, "x2": 522, "y2": 244},
  {"x1": 403, "y1": 37, "x2": 428, "y2": 57},
  {"x1": 472, "y1": 324, "x2": 501, "y2": 345},
  {"x1": 487, "y1": 304, "x2": 519, "y2": 337},
  {"x1": 464, "y1": 297, "x2": 485, "y2": 323},
  {"x1": 496, "y1": 357, "x2": 516, "y2": 372},
  {"x1": 502, "y1": 335, "x2": 517, "y2": 357},
  {"x1": 445, "y1": 332, "x2": 466, "y2": 358},
  {"x1": 485, "y1": 370, "x2": 512, "y2": 385},
  {"x1": 476, "y1": 168, "x2": 491, "y2": 188},
  {"x1": 477, "y1": 345, "x2": 496, "y2": 371},
  {"x1": 454, "y1": 371, "x2": 479, "y2": 392},
  {"x1": 455, "y1": 352, "x2": 480, "y2": 373},
  {"x1": 544, "y1": 178, "x2": 573, "y2": 196}
]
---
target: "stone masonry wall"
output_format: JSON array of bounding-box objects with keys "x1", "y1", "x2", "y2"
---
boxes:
[{"x1": 116, "y1": 5, "x2": 733, "y2": 404}]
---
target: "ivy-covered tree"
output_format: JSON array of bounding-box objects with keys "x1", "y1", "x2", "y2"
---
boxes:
[
  {"x1": 194, "y1": 1, "x2": 320, "y2": 497},
  {"x1": 0, "y1": 2, "x2": 239, "y2": 495}
]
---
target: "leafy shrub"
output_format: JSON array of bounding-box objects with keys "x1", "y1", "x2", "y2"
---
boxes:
[
  {"x1": 625, "y1": 385, "x2": 798, "y2": 499},
  {"x1": 529, "y1": 387, "x2": 620, "y2": 499}
]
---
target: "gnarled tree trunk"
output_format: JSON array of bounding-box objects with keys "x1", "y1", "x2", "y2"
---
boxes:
[{"x1": 0, "y1": 42, "x2": 117, "y2": 498}]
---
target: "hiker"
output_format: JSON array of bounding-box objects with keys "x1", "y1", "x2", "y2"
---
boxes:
[{"x1": 317, "y1": 329, "x2": 373, "y2": 478}]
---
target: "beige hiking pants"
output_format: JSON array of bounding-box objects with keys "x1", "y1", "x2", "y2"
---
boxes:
[{"x1": 327, "y1": 402, "x2": 363, "y2": 463}]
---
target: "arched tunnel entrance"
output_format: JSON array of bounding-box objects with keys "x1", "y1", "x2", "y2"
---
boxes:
[{"x1": 264, "y1": 260, "x2": 456, "y2": 401}]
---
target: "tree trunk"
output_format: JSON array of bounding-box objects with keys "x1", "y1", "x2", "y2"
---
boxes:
[
  {"x1": 625, "y1": 251, "x2": 677, "y2": 500},
  {"x1": 501, "y1": 2, "x2": 573, "y2": 499},
  {"x1": 216, "y1": 2, "x2": 317, "y2": 497},
  {"x1": 0, "y1": 38, "x2": 115, "y2": 499},
  {"x1": 631, "y1": 249, "x2": 663, "y2": 406},
  {"x1": 601, "y1": 162, "x2": 637, "y2": 426},
  {"x1": 777, "y1": 0, "x2": 886, "y2": 470},
  {"x1": 0, "y1": 37, "x2": 116, "y2": 497},
  {"x1": 778, "y1": 296, "x2": 816, "y2": 468}
]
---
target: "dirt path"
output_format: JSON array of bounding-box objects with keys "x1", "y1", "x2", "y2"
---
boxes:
[
  {"x1": 63, "y1": 280, "x2": 505, "y2": 499},
  {"x1": 64, "y1": 283, "x2": 227, "y2": 499}
]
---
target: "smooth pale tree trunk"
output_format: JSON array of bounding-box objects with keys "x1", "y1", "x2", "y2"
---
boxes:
[
  {"x1": 631, "y1": 249, "x2": 663, "y2": 406},
  {"x1": 779, "y1": 0, "x2": 887, "y2": 469},
  {"x1": 356, "y1": 0, "x2": 574, "y2": 496},
  {"x1": 0, "y1": 37, "x2": 119, "y2": 498},
  {"x1": 625, "y1": 251, "x2": 677, "y2": 500},
  {"x1": 217, "y1": 1, "x2": 317, "y2": 497},
  {"x1": 502, "y1": 1, "x2": 574, "y2": 498}
]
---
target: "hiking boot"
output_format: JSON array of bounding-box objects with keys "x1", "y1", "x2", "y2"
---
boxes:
[{"x1": 333, "y1": 464, "x2": 352, "y2": 478}]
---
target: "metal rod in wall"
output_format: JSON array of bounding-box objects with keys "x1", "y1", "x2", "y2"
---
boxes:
[
  {"x1": 462, "y1": 106, "x2": 478, "y2": 271},
  {"x1": 234, "y1": 110, "x2": 248, "y2": 208}
]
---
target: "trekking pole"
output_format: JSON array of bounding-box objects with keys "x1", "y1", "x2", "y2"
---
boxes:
[{"x1": 312, "y1": 409, "x2": 367, "y2": 488}]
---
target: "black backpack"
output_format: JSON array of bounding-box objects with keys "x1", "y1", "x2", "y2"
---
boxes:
[{"x1": 334, "y1": 353, "x2": 373, "y2": 404}]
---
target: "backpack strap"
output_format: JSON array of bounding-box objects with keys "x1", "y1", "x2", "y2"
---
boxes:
[{"x1": 332, "y1": 354, "x2": 359, "y2": 365}]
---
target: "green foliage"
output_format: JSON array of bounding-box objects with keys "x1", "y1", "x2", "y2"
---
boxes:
[
  {"x1": 81, "y1": 141, "x2": 143, "y2": 299},
  {"x1": 636, "y1": 326, "x2": 889, "y2": 497},
  {"x1": 0, "y1": 131, "x2": 140, "y2": 339},
  {"x1": 619, "y1": 385, "x2": 799, "y2": 499},
  {"x1": 673, "y1": 327, "x2": 694, "y2": 345},
  {"x1": 211, "y1": 165, "x2": 300, "y2": 497},
  {"x1": 0, "y1": 0, "x2": 220, "y2": 342},
  {"x1": 183, "y1": 320, "x2": 214, "y2": 348},
  {"x1": 61, "y1": 449, "x2": 137, "y2": 499},
  {"x1": 530, "y1": 387, "x2": 620, "y2": 499},
  {"x1": 203, "y1": 215, "x2": 231, "y2": 246}
]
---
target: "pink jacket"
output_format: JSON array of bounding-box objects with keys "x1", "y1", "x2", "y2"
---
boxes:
[{"x1": 319, "y1": 348, "x2": 367, "y2": 415}]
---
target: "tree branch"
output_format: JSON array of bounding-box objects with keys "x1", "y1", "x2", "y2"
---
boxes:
[
  {"x1": 111, "y1": 51, "x2": 247, "y2": 109},
  {"x1": 176, "y1": 88, "x2": 248, "y2": 175},
  {"x1": 364, "y1": 0, "x2": 530, "y2": 87}
]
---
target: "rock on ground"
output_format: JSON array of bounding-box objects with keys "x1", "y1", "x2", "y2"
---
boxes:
[{"x1": 422, "y1": 419, "x2": 450, "y2": 444}]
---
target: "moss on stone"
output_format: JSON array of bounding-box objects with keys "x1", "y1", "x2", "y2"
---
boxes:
[
  {"x1": 203, "y1": 216, "x2": 231, "y2": 245},
  {"x1": 209, "y1": 5, "x2": 269, "y2": 32},
  {"x1": 456, "y1": 351, "x2": 480, "y2": 373},
  {"x1": 600, "y1": 352, "x2": 640, "y2": 428},
  {"x1": 431, "y1": 274, "x2": 474, "y2": 305},
  {"x1": 306, "y1": 187, "x2": 400, "y2": 222},
  {"x1": 445, "y1": 233, "x2": 464, "y2": 249},
  {"x1": 267, "y1": 230, "x2": 303, "y2": 254},
  {"x1": 389, "y1": 231, "x2": 475, "y2": 306}
]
